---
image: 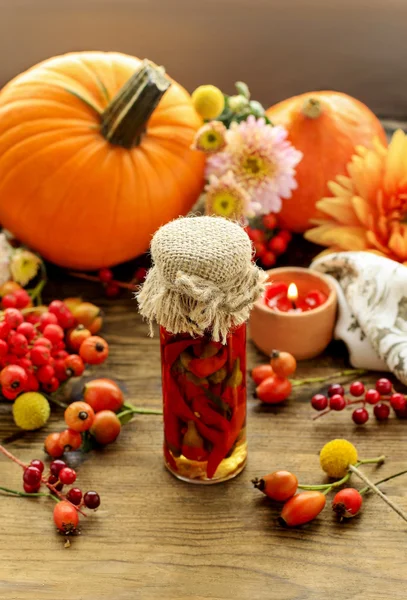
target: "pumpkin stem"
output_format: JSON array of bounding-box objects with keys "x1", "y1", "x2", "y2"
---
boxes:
[
  {"x1": 101, "y1": 60, "x2": 171, "y2": 148},
  {"x1": 302, "y1": 97, "x2": 322, "y2": 119}
]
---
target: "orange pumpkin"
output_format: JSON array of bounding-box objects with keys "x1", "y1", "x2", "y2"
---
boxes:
[
  {"x1": 266, "y1": 91, "x2": 387, "y2": 232},
  {"x1": 0, "y1": 52, "x2": 205, "y2": 269}
]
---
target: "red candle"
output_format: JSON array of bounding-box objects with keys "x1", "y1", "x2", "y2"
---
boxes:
[{"x1": 264, "y1": 281, "x2": 327, "y2": 312}]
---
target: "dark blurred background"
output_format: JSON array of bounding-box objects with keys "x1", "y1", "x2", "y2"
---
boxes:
[{"x1": 1, "y1": 0, "x2": 407, "y2": 119}]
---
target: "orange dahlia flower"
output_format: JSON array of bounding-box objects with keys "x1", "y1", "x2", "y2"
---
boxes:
[{"x1": 305, "y1": 130, "x2": 407, "y2": 263}]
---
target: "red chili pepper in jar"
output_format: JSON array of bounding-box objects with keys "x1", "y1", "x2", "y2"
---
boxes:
[
  {"x1": 181, "y1": 421, "x2": 209, "y2": 461},
  {"x1": 180, "y1": 346, "x2": 228, "y2": 378}
]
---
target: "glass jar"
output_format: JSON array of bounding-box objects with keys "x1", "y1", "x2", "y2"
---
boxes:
[{"x1": 160, "y1": 323, "x2": 247, "y2": 483}]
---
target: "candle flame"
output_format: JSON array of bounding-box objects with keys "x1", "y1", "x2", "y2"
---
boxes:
[{"x1": 287, "y1": 282, "x2": 298, "y2": 302}]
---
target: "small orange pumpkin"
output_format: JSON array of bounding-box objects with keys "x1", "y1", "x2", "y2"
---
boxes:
[
  {"x1": 0, "y1": 52, "x2": 205, "y2": 269},
  {"x1": 266, "y1": 91, "x2": 387, "y2": 232}
]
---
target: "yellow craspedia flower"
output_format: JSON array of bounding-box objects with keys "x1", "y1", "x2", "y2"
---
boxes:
[
  {"x1": 191, "y1": 85, "x2": 225, "y2": 120},
  {"x1": 319, "y1": 439, "x2": 358, "y2": 478},
  {"x1": 13, "y1": 392, "x2": 50, "y2": 431}
]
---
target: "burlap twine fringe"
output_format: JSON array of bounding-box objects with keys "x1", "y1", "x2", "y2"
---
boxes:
[
  {"x1": 136, "y1": 216, "x2": 266, "y2": 343},
  {"x1": 137, "y1": 265, "x2": 265, "y2": 343}
]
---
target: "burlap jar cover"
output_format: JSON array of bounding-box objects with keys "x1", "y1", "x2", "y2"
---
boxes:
[{"x1": 137, "y1": 216, "x2": 266, "y2": 342}]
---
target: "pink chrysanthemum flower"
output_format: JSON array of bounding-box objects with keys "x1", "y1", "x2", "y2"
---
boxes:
[
  {"x1": 205, "y1": 171, "x2": 251, "y2": 221},
  {"x1": 206, "y1": 116, "x2": 302, "y2": 214}
]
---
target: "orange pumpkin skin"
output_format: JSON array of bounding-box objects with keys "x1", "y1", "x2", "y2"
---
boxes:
[
  {"x1": 266, "y1": 91, "x2": 387, "y2": 232},
  {"x1": 0, "y1": 52, "x2": 205, "y2": 269}
]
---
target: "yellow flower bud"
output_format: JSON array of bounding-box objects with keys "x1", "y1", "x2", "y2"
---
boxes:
[
  {"x1": 191, "y1": 85, "x2": 225, "y2": 120},
  {"x1": 320, "y1": 439, "x2": 358, "y2": 478}
]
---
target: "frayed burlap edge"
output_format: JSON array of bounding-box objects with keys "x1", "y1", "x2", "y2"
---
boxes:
[{"x1": 136, "y1": 264, "x2": 266, "y2": 343}]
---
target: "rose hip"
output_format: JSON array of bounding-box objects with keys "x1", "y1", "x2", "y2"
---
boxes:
[{"x1": 332, "y1": 488, "x2": 363, "y2": 518}]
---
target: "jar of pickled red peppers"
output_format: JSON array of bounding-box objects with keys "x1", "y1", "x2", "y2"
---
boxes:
[{"x1": 137, "y1": 216, "x2": 265, "y2": 483}]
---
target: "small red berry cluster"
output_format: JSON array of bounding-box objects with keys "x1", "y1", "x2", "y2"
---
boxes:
[
  {"x1": 0, "y1": 301, "x2": 109, "y2": 401},
  {"x1": 244, "y1": 213, "x2": 292, "y2": 268},
  {"x1": 311, "y1": 378, "x2": 406, "y2": 424},
  {"x1": 22, "y1": 456, "x2": 100, "y2": 534},
  {"x1": 72, "y1": 266, "x2": 148, "y2": 299},
  {"x1": 1, "y1": 286, "x2": 32, "y2": 310}
]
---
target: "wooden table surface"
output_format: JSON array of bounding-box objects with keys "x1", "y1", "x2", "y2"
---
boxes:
[{"x1": 1, "y1": 253, "x2": 407, "y2": 600}]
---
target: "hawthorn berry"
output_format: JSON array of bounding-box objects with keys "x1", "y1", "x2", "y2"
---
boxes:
[
  {"x1": 33, "y1": 337, "x2": 52, "y2": 350},
  {"x1": 13, "y1": 289, "x2": 31, "y2": 309},
  {"x1": 30, "y1": 345, "x2": 51, "y2": 367},
  {"x1": 30, "y1": 459, "x2": 44, "y2": 473},
  {"x1": 260, "y1": 251, "x2": 276, "y2": 268},
  {"x1": 16, "y1": 322, "x2": 36, "y2": 341},
  {"x1": 262, "y1": 213, "x2": 277, "y2": 230},
  {"x1": 352, "y1": 407, "x2": 369, "y2": 425},
  {"x1": 98, "y1": 268, "x2": 113, "y2": 283},
  {"x1": 42, "y1": 377, "x2": 59, "y2": 393},
  {"x1": 43, "y1": 324, "x2": 64, "y2": 345},
  {"x1": 59, "y1": 467, "x2": 77, "y2": 485},
  {"x1": 349, "y1": 381, "x2": 365, "y2": 397},
  {"x1": 23, "y1": 465, "x2": 42, "y2": 486},
  {"x1": 327, "y1": 384, "x2": 345, "y2": 397},
  {"x1": 0, "y1": 364, "x2": 28, "y2": 391},
  {"x1": 50, "y1": 459, "x2": 66, "y2": 476},
  {"x1": 365, "y1": 389, "x2": 380, "y2": 405},
  {"x1": 246, "y1": 228, "x2": 265, "y2": 243},
  {"x1": 311, "y1": 394, "x2": 328, "y2": 411},
  {"x1": 2, "y1": 294, "x2": 17, "y2": 309},
  {"x1": 36, "y1": 364, "x2": 55, "y2": 384},
  {"x1": 268, "y1": 236, "x2": 287, "y2": 255},
  {"x1": 390, "y1": 393, "x2": 407, "y2": 412},
  {"x1": 83, "y1": 491, "x2": 100, "y2": 509},
  {"x1": 0, "y1": 321, "x2": 11, "y2": 339},
  {"x1": 374, "y1": 403, "x2": 390, "y2": 421},
  {"x1": 329, "y1": 394, "x2": 346, "y2": 411},
  {"x1": 375, "y1": 378, "x2": 392, "y2": 395},
  {"x1": 39, "y1": 312, "x2": 59, "y2": 331},
  {"x1": 0, "y1": 339, "x2": 8, "y2": 358},
  {"x1": 253, "y1": 241, "x2": 267, "y2": 258},
  {"x1": 66, "y1": 488, "x2": 83, "y2": 505},
  {"x1": 4, "y1": 308, "x2": 24, "y2": 329},
  {"x1": 23, "y1": 482, "x2": 41, "y2": 494},
  {"x1": 105, "y1": 283, "x2": 121, "y2": 298},
  {"x1": 8, "y1": 333, "x2": 29, "y2": 357}
]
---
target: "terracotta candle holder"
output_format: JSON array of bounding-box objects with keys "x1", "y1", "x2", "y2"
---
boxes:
[{"x1": 249, "y1": 267, "x2": 338, "y2": 360}]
